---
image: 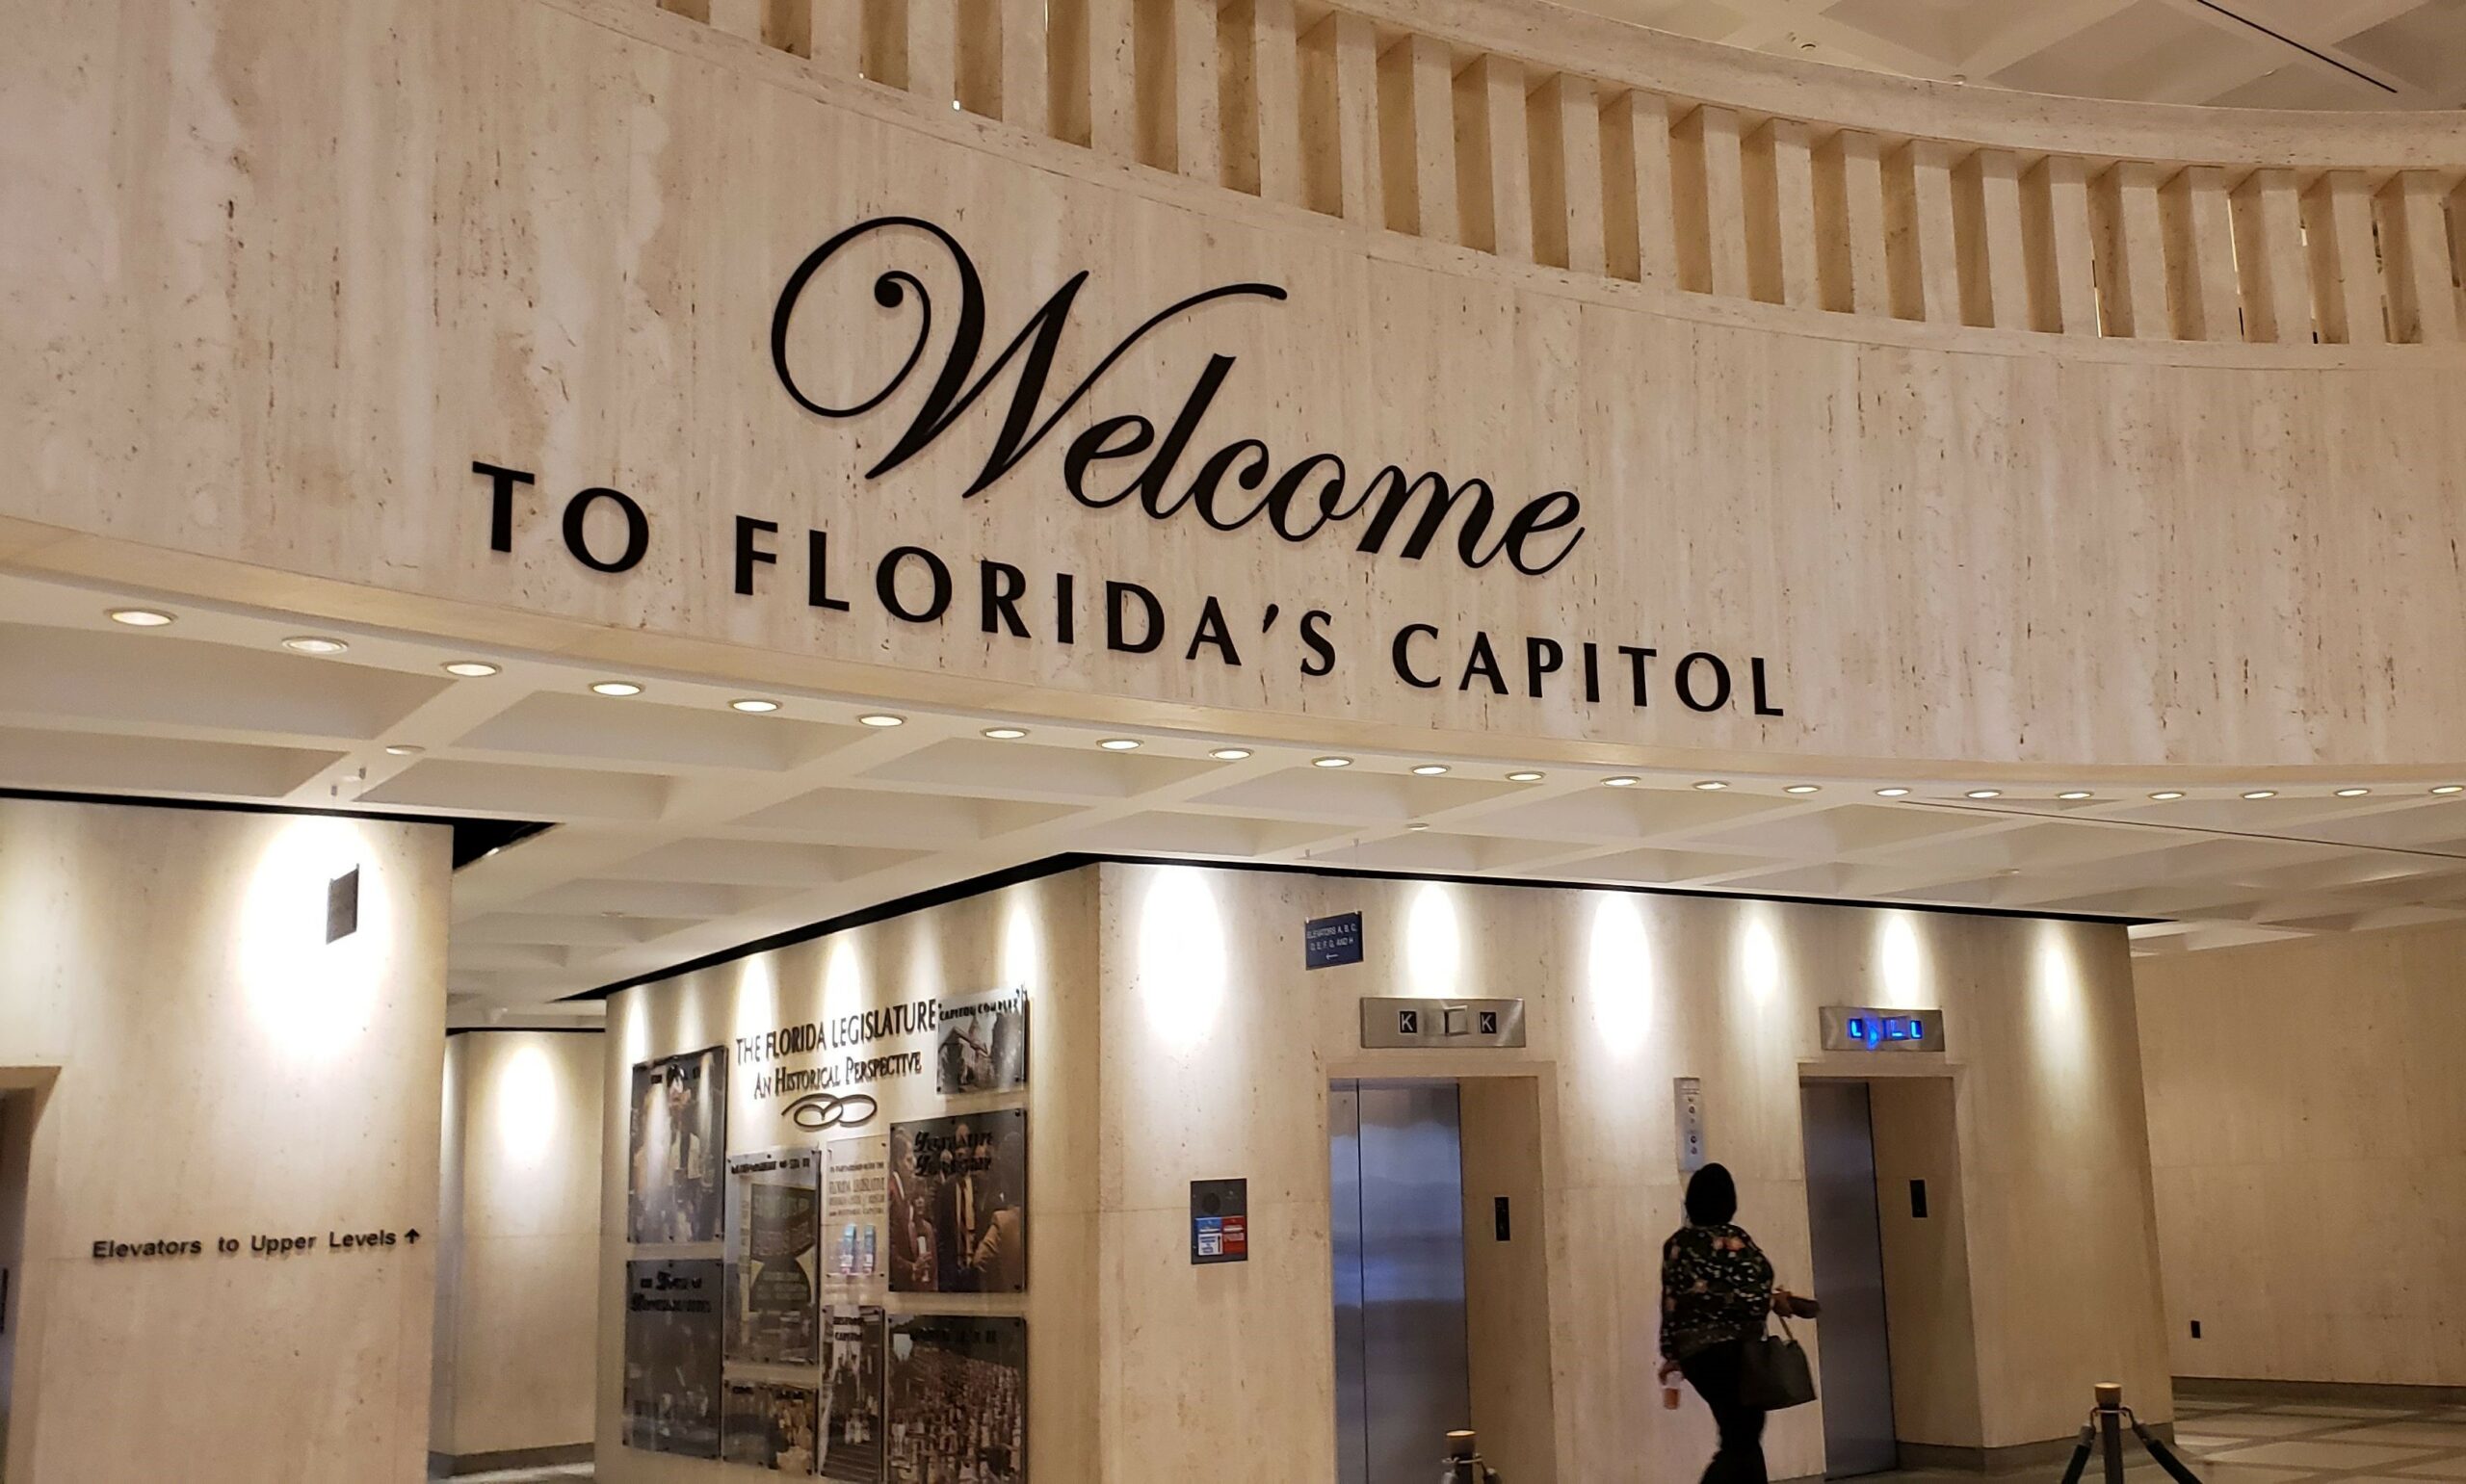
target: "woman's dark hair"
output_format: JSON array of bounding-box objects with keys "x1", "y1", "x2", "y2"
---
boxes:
[{"x1": 1685, "y1": 1162, "x2": 1738, "y2": 1226}]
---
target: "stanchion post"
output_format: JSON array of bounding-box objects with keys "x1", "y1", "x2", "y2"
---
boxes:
[{"x1": 2096, "y1": 1383, "x2": 2128, "y2": 1484}]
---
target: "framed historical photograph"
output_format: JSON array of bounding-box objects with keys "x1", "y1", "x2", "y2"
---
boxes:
[
  {"x1": 820, "y1": 1305, "x2": 887, "y2": 1483},
  {"x1": 722, "y1": 1380, "x2": 822, "y2": 1472},
  {"x1": 934, "y1": 989, "x2": 1029, "y2": 1094},
  {"x1": 623, "y1": 1259, "x2": 723, "y2": 1459},
  {"x1": 888, "y1": 1315, "x2": 1027, "y2": 1484},
  {"x1": 628, "y1": 1047, "x2": 727, "y2": 1243},
  {"x1": 725, "y1": 1148, "x2": 821, "y2": 1365},
  {"x1": 888, "y1": 1109, "x2": 1027, "y2": 1293}
]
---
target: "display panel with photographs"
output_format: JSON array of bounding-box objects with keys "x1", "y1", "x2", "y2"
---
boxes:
[
  {"x1": 888, "y1": 1109, "x2": 1027, "y2": 1293},
  {"x1": 934, "y1": 990, "x2": 1029, "y2": 1094},
  {"x1": 888, "y1": 1315, "x2": 1027, "y2": 1484},
  {"x1": 629, "y1": 1047, "x2": 727, "y2": 1243},
  {"x1": 726, "y1": 1148, "x2": 821, "y2": 1365},
  {"x1": 624, "y1": 1259, "x2": 723, "y2": 1459},
  {"x1": 820, "y1": 1306, "x2": 887, "y2": 1483},
  {"x1": 723, "y1": 1380, "x2": 822, "y2": 1472},
  {"x1": 826, "y1": 1135, "x2": 888, "y2": 1288}
]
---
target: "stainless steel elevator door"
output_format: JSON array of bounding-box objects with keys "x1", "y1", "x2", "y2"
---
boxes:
[
  {"x1": 1331, "y1": 1080, "x2": 1472, "y2": 1484},
  {"x1": 1801, "y1": 1080, "x2": 1899, "y2": 1477}
]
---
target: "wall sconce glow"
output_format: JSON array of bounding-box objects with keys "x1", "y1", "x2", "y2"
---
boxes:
[
  {"x1": 1586, "y1": 896, "x2": 1654, "y2": 1057},
  {"x1": 1404, "y1": 883, "x2": 1464, "y2": 997},
  {"x1": 1739, "y1": 912, "x2": 1783, "y2": 1009},
  {"x1": 1136, "y1": 870, "x2": 1226, "y2": 1050},
  {"x1": 1878, "y1": 915, "x2": 1928, "y2": 1009},
  {"x1": 495, "y1": 1041, "x2": 562, "y2": 1165},
  {"x1": 241, "y1": 818, "x2": 386, "y2": 1058},
  {"x1": 822, "y1": 935, "x2": 866, "y2": 1028},
  {"x1": 2029, "y1": 923, "x2": 2091, "y2": 1111},
  {"x1": 735, "y1": 952, "x2": 780, "y2": 1042},
  {"x1": 1001, "y1": 892, "x2": 1043, "y2": 995}
]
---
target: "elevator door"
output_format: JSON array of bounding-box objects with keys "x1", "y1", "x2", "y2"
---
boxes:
[
  {"x1": 1800, "y1": 1081, "x2": 1898, "y2": 1477},
  {"x1": 1331, "y1": 1080, "x2": 1472, "y2": 1484}
]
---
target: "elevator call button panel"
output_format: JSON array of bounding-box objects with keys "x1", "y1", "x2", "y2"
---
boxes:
[{"x1": 1359, "y1": 997, "x2": 1528, "y2": 1049}]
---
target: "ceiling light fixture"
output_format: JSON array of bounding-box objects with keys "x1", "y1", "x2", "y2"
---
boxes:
[
  {"x1": 442, "y1": 661, "x2": 500, "y2": 678},
  {"x1": 1098, "y1": 738, "x2": 1141, "y2": 751},
  {"x1": 1692, "y1": 780, "x2": 1728, "y2": 792},
  {"x1": 1312, "y1": 756, "x2": 1353, "y2": 768},
  {"x1": 730, "y1": 698, "x2": 781, "y2": 714},
  {"x1": 1411, "y1": 764, "x2": 1450, "y2": 776},
  {"x1": 982, "y1": 726, "x2": 1028, "y2": 740},
  {"x1": 2242, "y1": 789, "x2": 2277, "y2": 800},
  {"x1": 383, "y1": 744, "x2": 424, "y2": 757},
  {"x1": 590, "y1": 681, "x2": 644, "y2": 697},
  {"x1": 857, "y1": 713, "x2": 905, "y2": 728},
  {"x1": 1208, "y1": 746, "x2": 1251, "y2": 761},
  {"x1": 1605, "y1": 775, "x2": 1640, "y2": 788},
  {"x1": 2149, "y1": 791, "x2": 2186, "y2": 801},
  {"x1": 1876, "y1": 787, "x2": 1911, "y2": 798},
  {"x1": 1507, "y1": 770, "x2": 1544, "y2": 783},
  {"x1": 2059, "y1": 791, "x2": 2094, "y2": 800},
  {"x1": 1406, "y1": 822, "x2": 1430, "y2": 832},
  {"x1": 108, "y1": 608, "x2": 175, "y2": 627},
  {"x1": 1965, "y1": 789, "x2": 2003, "y2": 799},
  {"x1": 281, "y1": 636, "x2": 349, "y2": 655},
  {"x1": 1785, "y1": 784, "x2": 1821, "y2": 795},
  {"x1": 2434, "y1": 785, "x2": 2465, "y2": 796},
  {"x1": 2334, "y1": 787, "x2": 2371, "y2": 797}
]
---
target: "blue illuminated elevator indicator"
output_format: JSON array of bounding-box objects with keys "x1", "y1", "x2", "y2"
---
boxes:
[{"x1": 1848, "y1": 1017, "x2": 1868, "y2": 1042}]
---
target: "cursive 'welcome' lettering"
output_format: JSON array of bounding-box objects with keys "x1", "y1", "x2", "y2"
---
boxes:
[{"x1": 770, "y1": 216, "x2": 1587, "y2": 576}]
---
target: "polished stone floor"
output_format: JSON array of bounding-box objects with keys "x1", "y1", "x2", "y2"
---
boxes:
[
  {"x1": 454, "y1": 1468, "x2": 590, "y2": 1483},
  {"x1": 1864, "y1": 1394, "x2": 2466, "y2": 1484}
]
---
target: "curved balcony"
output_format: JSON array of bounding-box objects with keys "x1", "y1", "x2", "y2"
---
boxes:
[{"x1": 646, "y1": 0, "x2": 2465, "y2": 348}]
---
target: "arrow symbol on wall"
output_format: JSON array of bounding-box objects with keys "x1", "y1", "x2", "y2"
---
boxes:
[{"x1": 405, "y1": 1230, "x2": 421, "y2": 1244}]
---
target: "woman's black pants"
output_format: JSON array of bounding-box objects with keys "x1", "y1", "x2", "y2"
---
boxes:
[{"x1": 1679, "y1": 1341, "x2": 1770, "y2": 1484}]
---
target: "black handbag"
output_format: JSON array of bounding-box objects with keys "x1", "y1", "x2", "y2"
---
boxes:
[{"x1": 1738, "y1": 1312, "x2": 1818, "y2": 1410}]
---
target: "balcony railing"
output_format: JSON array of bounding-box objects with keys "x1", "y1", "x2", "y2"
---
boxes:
[{"x1": 646, "y1": 0, "x2": 2466, "y2": 346}]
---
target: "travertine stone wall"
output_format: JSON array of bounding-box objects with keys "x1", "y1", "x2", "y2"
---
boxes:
[
  {"x1": 0, "y1": 796, "x2": 450, "y2": 1482},
  {"x1": 2138, "y1": 923, "x2": 2466, "y2": 1387},
  {"x1": 433, "y1": 1029, "x2": 605, "y2": 1466},
  {"x1": 602, "y1": 861, "x2": 2170, "y2": 1480}
]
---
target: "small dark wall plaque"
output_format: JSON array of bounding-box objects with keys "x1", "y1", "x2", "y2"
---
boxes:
[
  {"x1": 1304, "y1": 912, "x2": 1364, "y2": 969},
  {"x1": 326, "y1": 868, "x2": 360, "y2": 943},
  {"x1": 1191, "y1": 1179, "x2": 1248, "y2": 1264}
]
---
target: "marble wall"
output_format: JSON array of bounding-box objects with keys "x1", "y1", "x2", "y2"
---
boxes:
[
  {"x1": 0, "y1": 795, "x2": 450, "y2": 1481},
  {"x1": 2138, "y1": 923, "x2": 2466, "y2": 1386},
  {"x1": 598, "y1": 859, "x2": 2170, "y2": 1481},
  {"x1": 433, "y1": 1029, "x2": 605, "y2": 1468}
]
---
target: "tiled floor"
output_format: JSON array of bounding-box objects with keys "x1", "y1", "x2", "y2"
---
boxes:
[
  {"x1": 1861, "y1": 1394, "x2": 2466, "y2": 1484},
  {"x1": 452, "y1": 1468, "x2": 591, "y2": 1483}
]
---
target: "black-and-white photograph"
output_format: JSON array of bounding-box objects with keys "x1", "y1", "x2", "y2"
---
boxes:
[
  {"x1": 821, "y1": 1306, "x2": 887, "y2": 1483},
  {"x1": 888, "y1": 1109, "x2": 1027, "y2": 1293},
  {"x1": 888, "y1": 1315, "x2": 1027, "y2": 1484},
  {"x1": 934, "y1": 990, "x2": 1029, "y2": 1095},
  {"x1": 727, "y1": 1148, "x2": 822, "y2": 1364},
  {"x1": 623, "y1": 1259, "x2": 724, "y2": 1459},
  {"x1": 628, "y1": 1047, "x2": 727, "y2": 1243},
  {"x1": 723, "y1": 1379, "x2": 822, "y2": 1472}
]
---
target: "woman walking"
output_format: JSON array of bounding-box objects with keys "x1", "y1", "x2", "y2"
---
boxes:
[{"x1": 1658, "y1": 1163, "x2": 1799, "y2": 1484}]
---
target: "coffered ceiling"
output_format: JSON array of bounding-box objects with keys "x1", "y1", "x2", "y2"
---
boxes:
[
  {"x1": 7, "y1": 572, "x2": 2464, "y2": 1028},
  {"x1": 1590, "y1": 0, "x2": 2466, "y2": 108}
]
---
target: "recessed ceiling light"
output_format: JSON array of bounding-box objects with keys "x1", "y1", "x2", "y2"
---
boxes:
[
  {"x1": 1406, "y1": 822, "x2": 1430, "y2": 832},
  {"x1": 108, "y1": 608, "x2": 175, "y2": 628},
  {"x1": 1785, "y1": 784, "x2": 1822, "y2": 794},
  {"x1": 2058, "y1": 790, "x2": 2094, "y2": 800},
  {"x1": 730, "y1": 698, "x2": 781, "y2": 714},
  {"x1": 590, "y1": 680, "x2": 644, "y2": 697},
  {"x1": 1605, "y1": 775, "x2": 1640, "y2": 788},
  {"x1": 383, "y1": 744, "x2": 424, "y2": 757},
  {"x1": 2241, "y1": 789, "x2": 2277, "y2": 800},
  {"x1": 442, "y1": 661, "x2": 499, "y2": 678},
  {"x1": 1313, "y1": 756, "x2": 1353, "y2": 768},
  {"x1": 1875, "y1": 787, "x2": 1911, "y2": 798},
  {"x1": 2149, "y1": 791, "x2": 2186, "y2": 801},
  {"x1": 1964, "y1": 789, "x2": 2003, "y2": 799},
  {"x1": 2434, "y1": 784, "x2": 2465, "y2": 796},
  {"x1": 1098, "y1": 738, "x2": 1141, "y2": 751},
  {"x1": 1507, "y1": 770, "x2": 1544, "y2": 783},
  {"x1": 858, "y1": 713, "x2": 906, "y2": 728},
  {"x1": 1692, "y1": 780, "x2": 1728, "y2": 792},
  {"x1": 2334, "y1": 787, "x2": 2371, "y2": 797},
  {"x1": 282, "y1": 636, "x2": 349, "y2": 655},
  {"x1": 1208, "y1": 746, "x2": 1251, "y2": 761},
  {"x1": 1411, "y1": 765, "x2": 1450, "y2": 776}
]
